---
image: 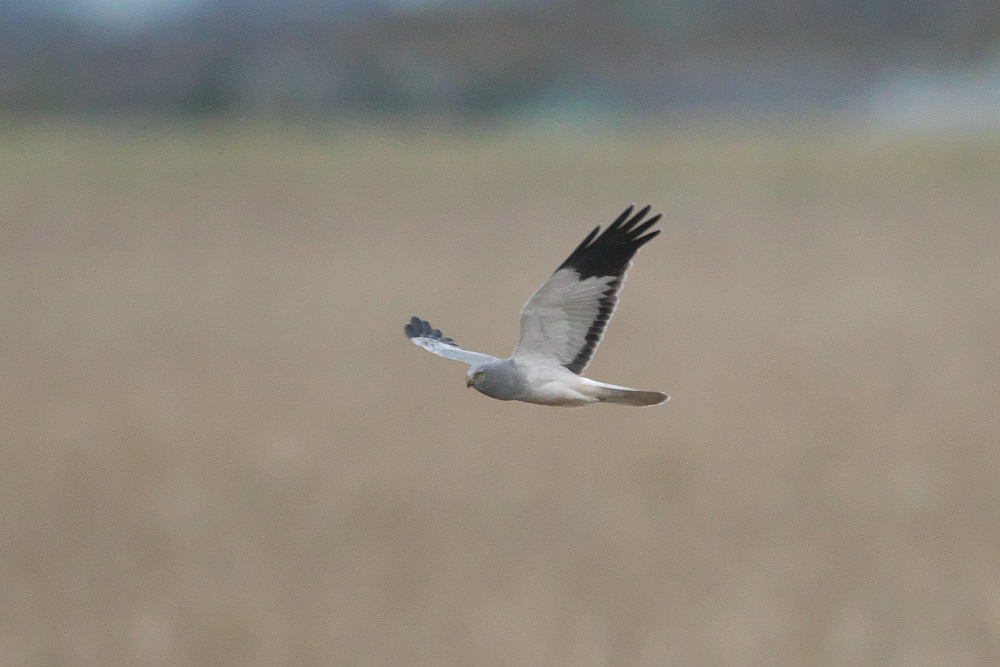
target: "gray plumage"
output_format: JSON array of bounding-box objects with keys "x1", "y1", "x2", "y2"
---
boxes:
[
  {"x1": 465, "y1": 359, "x2": 531, "y2": 401},
  {"x1": 404, "y1": 205, "x2": 670, "y2": 407}
]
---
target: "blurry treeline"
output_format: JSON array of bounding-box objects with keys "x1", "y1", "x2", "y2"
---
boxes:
[{"x1": 4, "y1": 0, "x2": 1000, "y2": 120}]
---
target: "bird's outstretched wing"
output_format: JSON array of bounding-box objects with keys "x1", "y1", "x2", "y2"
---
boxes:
[
  {"x1": 511, "y1": 205, "x2": 661, "y2": 374},
  {"x1": 404, "y1": 317, "x2": 499, "y2": 367}
]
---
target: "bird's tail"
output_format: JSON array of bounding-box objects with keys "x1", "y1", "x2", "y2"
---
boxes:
[{"x1": 592, "y1": 382, "x2": 671, "y2": 407}]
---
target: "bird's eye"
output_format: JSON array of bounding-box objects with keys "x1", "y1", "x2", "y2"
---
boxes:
[{"x1": 475, "y1": 371, "x2": 485, "y2": 379}]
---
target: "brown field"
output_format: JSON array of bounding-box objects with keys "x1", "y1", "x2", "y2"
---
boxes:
[{"x1": 1, "y1": 122, "x2": 999, "y2": 666}]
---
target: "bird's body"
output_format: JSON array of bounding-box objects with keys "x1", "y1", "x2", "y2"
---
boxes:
[
  {"x1": 405, "y1": 205, "x2": 669, "y2": 408},
  {"x1": 466, "y1": 357, "x2": 664, "y2": 407}
]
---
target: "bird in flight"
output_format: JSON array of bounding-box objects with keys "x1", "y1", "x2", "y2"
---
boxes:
[{"x1": 405, "y1": 205, "x2": 669, "y2": 407}]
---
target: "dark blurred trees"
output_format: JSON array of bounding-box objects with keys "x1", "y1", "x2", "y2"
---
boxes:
[{"x1": 2, "y1": 0, "x2": 999, "y2": 120}]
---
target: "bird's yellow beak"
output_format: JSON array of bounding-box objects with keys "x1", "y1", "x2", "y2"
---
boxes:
[{"x1": 466, "y1": 377, "x2": 474, "y2": 388}]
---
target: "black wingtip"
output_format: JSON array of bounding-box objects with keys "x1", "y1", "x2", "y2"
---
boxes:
[
  {"x1": 609, "y1": 205, "x2": 635, "y2": 230},
  {"x1": 557, "y1": 205, "x2": 663, "y2": 280},
  {"x1": 620, "y1": 204, "x2": 652, "y2": 233},
  {"x1": 404, "y1": 317, "x2": 458, "y2": 345},
  {"x1": 405, "y1": 316, "x2": 431, "y2": 339}
]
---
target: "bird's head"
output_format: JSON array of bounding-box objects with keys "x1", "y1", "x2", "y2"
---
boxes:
[
  {"x1": 466, "y1": 367, "x2": 486, "y2": 388},
  {"x1": 465, "y1": 360, "x2": 527, "y2": 400}
]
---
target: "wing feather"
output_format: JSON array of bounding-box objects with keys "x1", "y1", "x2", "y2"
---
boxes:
[
  {"x1": 404, "y1": 317, "x2": 498, "y2": 367},
  {"x1": 511, "y1": 205, "x2": 661, "y2": 374}
]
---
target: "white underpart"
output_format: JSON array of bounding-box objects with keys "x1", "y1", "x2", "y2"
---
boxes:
[{"x1": 511, "y1": 360, "x2": 662, "y2": 406}]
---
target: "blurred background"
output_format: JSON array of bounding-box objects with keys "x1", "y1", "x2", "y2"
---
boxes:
[
  {"x1": 4, "y1": 0, "x2": 1000, "y2": 127},
  {"x1": 3, "y1": 1, "x2": 1000, "y2": 666}
]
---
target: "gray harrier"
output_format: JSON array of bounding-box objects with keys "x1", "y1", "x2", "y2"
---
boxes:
[{"x1": 405, "y1": 205, "x2": 669, "y2": 407}]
